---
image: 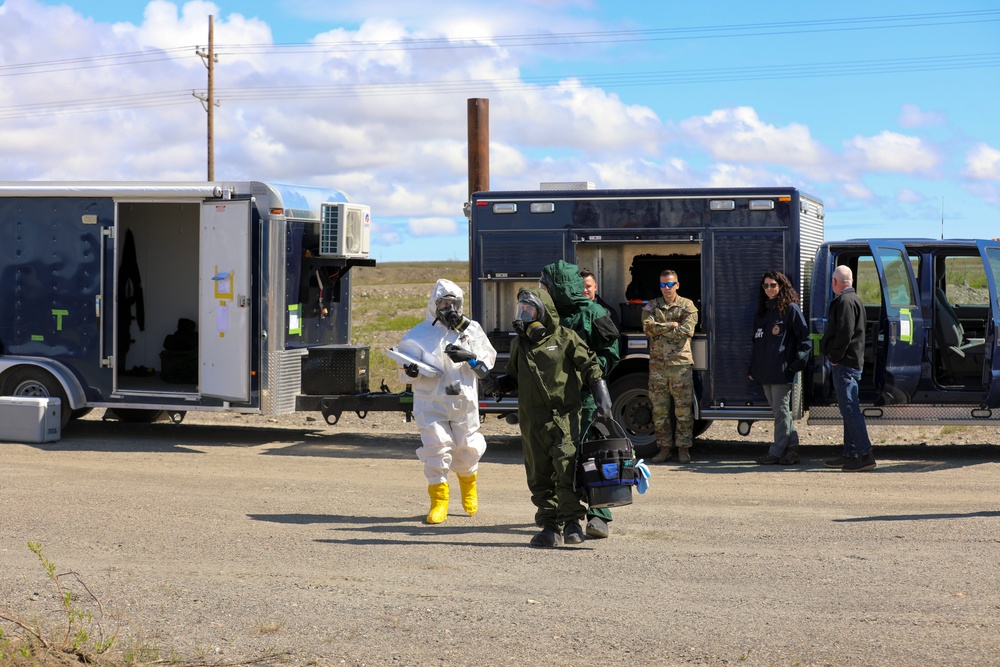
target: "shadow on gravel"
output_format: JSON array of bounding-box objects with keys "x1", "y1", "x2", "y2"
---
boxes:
[
  {"x1": 833, "y1": 510, "x2": 1000, "y2": 523},
  {"x1": 26, "y1": 419, "x2": 331, "y2": 452},
  {"x1": 656, "y1": 439, "x2": 999, "y2": 474},
  {"x1": 248, "y1": 512, "x2": 558, "y2": 548},
  {"x1": 261, "y1": 433, "x2": 527, "y2": 465}
]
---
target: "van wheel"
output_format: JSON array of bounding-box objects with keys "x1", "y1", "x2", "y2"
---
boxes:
[
  {"x1": 1, "y1": 367, "x2": 71, "y2": 430},
  {"x1": 693, "y1": 419, "x2": 713, "y2": 438},
  {"x1": 105, "y1": 408, "x2": 167, "y2": 424},
  {"x1": 609, "y1": 373, "x2": 657, "y2": 456}
]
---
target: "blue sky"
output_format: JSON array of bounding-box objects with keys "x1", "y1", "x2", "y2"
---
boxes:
[{"x1": 1, "y1": 0, "x2": 998, "y2": 261}]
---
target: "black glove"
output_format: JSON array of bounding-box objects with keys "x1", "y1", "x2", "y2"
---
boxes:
[
  {"x1": 444, "y1": 344, "x2": 475, "y2": 363},
  {"x1": 480, "y1": 374, "x2": 499, "y2": 398},
  {"x1": 494, "y1": 374, "x2": 517, "y2": 396},
  {"x1": 403, "y1": 363, "x2": 419, "y2": 378},
  {"x1": 591, "y1": 379, "x2": 612, "y2": 420}
]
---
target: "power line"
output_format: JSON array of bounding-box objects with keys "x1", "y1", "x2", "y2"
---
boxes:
[
  {"x1": 1, "y1": 50, "x2": 996, "y2": 120},
  {"x1": 2, "y1": 9, "x2": 998, "y2": 74}
]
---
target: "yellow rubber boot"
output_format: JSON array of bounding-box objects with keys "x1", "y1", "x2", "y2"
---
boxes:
[
  {"x1": 457, "y1": 473, "x2": 478, "y2": 516},
  {"x1": 426, "y1": 482, "x2": 449, "y2": 524}
]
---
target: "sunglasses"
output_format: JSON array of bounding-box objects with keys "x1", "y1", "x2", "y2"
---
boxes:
[
  {"x1": 660, "y1": 281, "x2": 678, "y2": 289},
  {"x1": 762, "y1": 282, "x2": 779, "y2": 289}
]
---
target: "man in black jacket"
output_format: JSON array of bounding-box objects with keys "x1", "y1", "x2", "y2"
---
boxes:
[{"x1": 820, "y1": 265, "x2": 876, "y2": 471}]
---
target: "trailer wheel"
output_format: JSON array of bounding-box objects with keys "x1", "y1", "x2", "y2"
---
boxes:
[
  {"x1": 1, "y1": 366, "x2": 71, "y2": 430},
  {"x1": 609, "y1": 372, "x2": 713, "y2": 458},
  {"x1": 609, "y1": 373, "x2": 657, "y2": 456},
  {"x1": 105, "y1": 408, "x2": 167, "y2": 423}
]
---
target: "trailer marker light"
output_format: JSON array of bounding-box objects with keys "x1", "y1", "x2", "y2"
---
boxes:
[
  {"x1": 270, "y1": 208, "x2": 283, "y2": 215},
  {"x1": 493, "y1": 203, "x2": 517, "y2": 214},
  {"x1": 476, "y1": 200, "x2": 489, "y2": 206},
  {"x1": 529, "y1": 202, "x2": 555, "y2": 213},
  {"x1": 709, "y1": 200, "x2": 735, "y2": 211},
  {"x1": 779, "y1": 196, "x2": 791, "y2": 202},
  {"x1": 749, "y1": 200, "x2": 774, "y2": 211}
]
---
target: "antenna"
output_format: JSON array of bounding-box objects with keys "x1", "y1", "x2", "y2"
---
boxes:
[{"x1": 940, "y1": 196, "x2": 944, "y2": 240}]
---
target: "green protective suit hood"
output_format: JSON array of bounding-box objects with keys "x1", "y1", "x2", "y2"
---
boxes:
[{"x1": 541, "y1": 260, "x2": 592, "y2": 317}]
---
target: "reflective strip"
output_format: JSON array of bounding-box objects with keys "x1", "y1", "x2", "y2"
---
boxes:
[{"x1": 899, "y1": 308, "x2": 913, "y2": 343}]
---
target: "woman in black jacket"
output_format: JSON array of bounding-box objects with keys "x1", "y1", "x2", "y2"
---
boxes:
[{"x1": 748, "y1": 271, "x2": 812, "y2": 465}]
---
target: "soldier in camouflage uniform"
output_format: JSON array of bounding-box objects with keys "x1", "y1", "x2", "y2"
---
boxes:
[{"x1": 642, "y1": 269, "x2": 699, "y2": 463}]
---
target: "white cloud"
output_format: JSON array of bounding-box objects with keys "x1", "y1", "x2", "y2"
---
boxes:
[
  {"x1": 842, "y1": 183, "x2": 875, "y2": 200},
  {"x1": 898, "y1": 104, "x2": 945, "y2": 128},
  {"x1": 963, "y1": 143, "x2": 1000, "y2": 181},
  {"x1": 843, "y1": 131, "x2": 939, "y2": 173},
  {"x1": 678, "y1": 107, "x2": 828, "y2": 167},
  {"x1": 896, "y1": 188, "x2": 924, "y2": 203},
  {"x1": 408, "y1": 216, "x2": 459, "y2": 236}
]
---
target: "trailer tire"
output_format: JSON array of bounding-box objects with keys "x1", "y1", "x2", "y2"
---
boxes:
[
  {"x1": 1, "y1": 366, "x2": 71, "y2": 430},
  {"x1": 609, "y1": 373, "x2": 657, "y2": 456},
  {"x1": 105, "y1": 408, "x2": 167, "y2": 424},
  {"x1": 609, "y1": 372, "x2": 713, "y2": 458}
]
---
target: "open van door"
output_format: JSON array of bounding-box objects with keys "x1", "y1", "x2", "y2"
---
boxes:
[
  {"x1": 868, "y1": 240, "x2": 923, "y2": 404},
  {"x1": 976, "y1": 240, "x2": 1000, "y2": 407},
  {"x1": 199, "y1": 200, "x2": 252, "y2": 403}
]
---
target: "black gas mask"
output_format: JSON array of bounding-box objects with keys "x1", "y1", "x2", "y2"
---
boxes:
[
  {"x1": 434, "y1": 295, "x2": 471, "y2": 332},
  {"x1": 513, "y1": 293, "x2": 546, "y2": 343}
]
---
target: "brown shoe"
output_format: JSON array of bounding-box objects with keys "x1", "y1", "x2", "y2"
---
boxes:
[
  {"x1": 677, "y1": 447, "x2": 691, "y2": 463},
  {"x1": 778, "y1": 448, "x2": 801, "y2": 465},
  {"x1": 649, "y1": 446, "x2": 673, "y2": 464}
]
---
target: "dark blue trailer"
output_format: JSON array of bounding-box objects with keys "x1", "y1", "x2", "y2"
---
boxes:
[
  {"x1": 469, "y1": 185, "x2": 825, "y2": 449},
  {"x1": 0, "y1": 181, "x2": 381, "y2": 430}
]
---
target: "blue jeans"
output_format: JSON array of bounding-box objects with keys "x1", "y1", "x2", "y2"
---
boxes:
[
  {"x1": 831, "y1": 364, "x2": 872, "y2": 458},
  {"x1": 762, "y1": 383, "x2": 798, "y2": 458}
]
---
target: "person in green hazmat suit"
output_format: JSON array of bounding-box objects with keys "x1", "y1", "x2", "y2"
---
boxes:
[
  {"x1": 539, "y1": 260, "x2": 621, "y2": 539},
  {"x1": 494, "y1": 287, "x2": 612, "y2": 548}
]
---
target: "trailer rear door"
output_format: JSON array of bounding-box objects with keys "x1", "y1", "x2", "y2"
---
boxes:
[
  {"x1": 199, "y1": 200, "x2": 251, "y2": 402},
  {"x1": 868, "y1": 240, "x2": 923, "y2": 404}
]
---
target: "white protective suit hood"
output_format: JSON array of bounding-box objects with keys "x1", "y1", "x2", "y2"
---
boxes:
[{"x1": 426, "y1": 278, "x2": 465, "y2": 325}]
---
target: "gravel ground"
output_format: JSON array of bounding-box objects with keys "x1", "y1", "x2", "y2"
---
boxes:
[{"x1": 2, "y1": 409, "x2": 1000, "y2": 666}]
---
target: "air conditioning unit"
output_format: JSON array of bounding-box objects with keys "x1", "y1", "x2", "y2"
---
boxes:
[{"x1": 319, "y1": 203, "x2": 371, "y2": 258}]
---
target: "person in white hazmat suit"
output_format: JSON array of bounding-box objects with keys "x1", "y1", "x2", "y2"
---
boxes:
[{"x1": 396, "y1": 279, "x2": 498, "y2": 524}]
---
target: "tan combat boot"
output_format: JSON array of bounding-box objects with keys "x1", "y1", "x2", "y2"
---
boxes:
[
  {"x1": 677, "y1": 447, "x2": 691, "y2": 463},
  {"x1": 649, "y1": 446, "x2": 673, "y2": 463}
]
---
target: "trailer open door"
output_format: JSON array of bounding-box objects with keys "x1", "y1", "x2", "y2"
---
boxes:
[
  {"x1": 199, "y1": 200, "x2": 252, "y2": 402},
  {"x1": 976, "y1": 240, "x2": 1000, "y2": 408},
  {"x1": 867, "y1": 240, "x2": 924, "y2": 404}
]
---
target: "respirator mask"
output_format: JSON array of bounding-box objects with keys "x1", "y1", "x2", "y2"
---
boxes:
[
  {"x1": 435, "y1": 295, "x2": 471, "y2": 332},
  {"x1": 513, "y1": 294, "x2": 546, "y2": 343}
]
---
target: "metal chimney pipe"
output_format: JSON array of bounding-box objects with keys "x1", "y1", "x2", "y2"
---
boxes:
[{"x1": 467, "y1": 98, "x2": 489, "y2": 205}]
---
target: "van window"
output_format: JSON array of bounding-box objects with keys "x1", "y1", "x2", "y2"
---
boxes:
[
  {"x1": 855, "y1": 253, "x2": 919, "y2": 307},
  {"x1": 942, "y1": 255, "x2": 988, "y2": 307},
  {"x1": 877, "y1": 246, "x2": 916, "y2": 308}
]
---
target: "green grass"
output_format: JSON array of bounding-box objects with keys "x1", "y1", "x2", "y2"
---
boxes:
[
  {"x1": 349, "y1": 264, "x2": 472, "y2": 391},
  {"x1": 353, "y1": 261, "x2": 468, "y2": 286}
]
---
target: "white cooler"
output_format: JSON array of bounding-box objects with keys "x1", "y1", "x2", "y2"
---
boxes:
[{"x1": 0, "y1": 396, "x2": 61, "y2": 443}]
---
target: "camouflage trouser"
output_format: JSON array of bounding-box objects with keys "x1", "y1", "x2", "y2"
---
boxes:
[{"x1": 649, "y1": 364, "x2": 694, "y2": 449}]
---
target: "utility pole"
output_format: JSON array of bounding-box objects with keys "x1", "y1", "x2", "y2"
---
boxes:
[
  {"x1": 194, "y1": 15, "x2": 219, "y2": 181},
  {"x1": 466, "y1": 98, "x2": 489, "y2": 211}
]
